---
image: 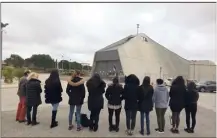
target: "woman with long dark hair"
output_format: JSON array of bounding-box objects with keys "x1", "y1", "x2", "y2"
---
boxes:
[
  {"x1": 169, "y1": 76, "x2": 187, "y2": 133},
  {"x1": 123, "y1": 74, "x2": 140, "y2": 136},
  {"x1": 44, "y1": 69, "x2": 63, "y2": 128},
  {"x1": 184, "y1": 81, "x2": 199, "y2": 133},
  {"x1": 86, "y1": 73, "x2": 106, "y2": 132},
  {"x1": 137, "y1": 76, "x2": 154, "y2": 135},
  {"x1": 105, "y1": 77, "x2": 124, "y2": 132}
]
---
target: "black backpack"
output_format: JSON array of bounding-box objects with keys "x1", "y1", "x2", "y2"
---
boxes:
[{"x1": 75, "y1": 113, "x2": 90, "y2": 127}]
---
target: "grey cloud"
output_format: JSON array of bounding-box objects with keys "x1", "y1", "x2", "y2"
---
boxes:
[{"x1": 2, "y1": 3, "x2": 216, "y2": 64}]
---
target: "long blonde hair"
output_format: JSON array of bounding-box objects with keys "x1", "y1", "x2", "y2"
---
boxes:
[{"x1": 27, "y1": 72, "x2": 39, "y2": 80}]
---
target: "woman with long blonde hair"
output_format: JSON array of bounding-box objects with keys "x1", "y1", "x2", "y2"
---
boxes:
[{"x1": 26, "y1": 72, "x2": 42, "y2": 126}]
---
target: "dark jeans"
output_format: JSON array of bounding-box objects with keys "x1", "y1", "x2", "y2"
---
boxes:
[
  {"x1": 26, "y1": 105, "x2": 38, "y2": 123},
  {"x1": 185, "y1": 104, "x2": 197, "y2": 130},
  {"x1": 140, "y1": 111, "x2": 150, "y2": 134},
  {"x1": 90, "y1": 108, "x2": 101, "y2": 129},
  {"x1": 108, "y1": 108, "x2": 121, "y2": 128},
  {"x1": 156, "y1": 108, "x2": 167, "y2": 131},
  {"x1": 171, "y1": 112, "x2": 181, "y2": 129},
  {"x1": 125, "y1": 110, "x2": 137, "y2": 130}
]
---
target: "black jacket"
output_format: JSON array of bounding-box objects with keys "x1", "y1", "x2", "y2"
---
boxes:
[
  {"x1": 26, "y1": 78, "x2": 42, "y2": 106},
  {"x1": 66, "y1": 77, "x2": 85, "y2": 105},
  {"x1": 169, "y1": 85, "x2": 187, "y2": 109},
  {"x1": 17, "y1": 76, "x2": 28, "y2": 97},
  {"x1": 138, "y1": 85, "x2": 154, "y2": 112},
  {"x1": 105, "y1": 84, "x2": 124, "y2": 106},
  {"x1": 86, "y1": 78, "x2": 106, "y2": 110},
  {"x1": 185, "y1": 90, "x2": 199, "y2": 106},
  {"x1": 123, "y1": 75, "x2": 140, "y2": 110},
  {"x1": 44, "y1": 79, "x2": 63, "y2": 104}
]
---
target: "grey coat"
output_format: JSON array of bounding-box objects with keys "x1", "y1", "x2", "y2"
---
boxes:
[
  {"x1": 153, "y1": 84, "x2": 169, "y2": 108},
  {"x1": 17, "y1": 76, "x2": 28, "y2": 97}
]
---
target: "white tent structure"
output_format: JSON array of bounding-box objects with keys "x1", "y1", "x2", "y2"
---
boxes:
[{"x1": 91, "y1": 33, "x2": 214, "y2": 83}]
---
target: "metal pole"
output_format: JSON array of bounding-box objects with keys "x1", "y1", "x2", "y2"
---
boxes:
[
  {"x1": 160, "y1": 66, "x2": 162, "y2": 78},
  {"x1": 69, "y1": 59, "x2": 71, "y2": 70},
  {"x1": 61, "y1": 55, "x2": 63, "y2": 70},
  {"x1": 137, "y1": 24, "x2": 140, "y2": 35},
  {"x1": 194, "y1": 61, "x2": 196, "y2": 80}
]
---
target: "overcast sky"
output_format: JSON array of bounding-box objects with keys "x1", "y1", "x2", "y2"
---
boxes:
[{"x1": 2, "y1": 3, "x2": 216, "y2": 64}]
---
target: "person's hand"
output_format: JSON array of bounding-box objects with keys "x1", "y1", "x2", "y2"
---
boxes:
[{"x1": 67, "y1": 77, "x2": 72, "y2": 83}]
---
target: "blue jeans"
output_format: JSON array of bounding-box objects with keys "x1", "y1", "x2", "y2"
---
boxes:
[
  {"x1": 140, "y1": 111, "x2": 150, "y2": 134},
  {"x1": 125, "y1": 110, "x2": 137, "y2": 130},
  {"x1": 52, "y1": 103, "x2": 59, "y2": 111},
  {"x1": 68, "y1": 105, "x2": 82, "y2": 127}
]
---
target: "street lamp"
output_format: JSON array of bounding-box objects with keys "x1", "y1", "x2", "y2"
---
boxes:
[
  {"x1": 1, "y1": 22, "x2": 9, "y2": 79},
  {"x1": 61, "y1": 55, "x2": 64, "y2": 70},
  {"x1": 192, "y1": 60, "x2": 197, "y2": 80}
]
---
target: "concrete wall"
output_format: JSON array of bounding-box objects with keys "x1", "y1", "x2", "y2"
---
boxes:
[{"x1": 189, "y1": 63, "x2": 216, "y2": 81}]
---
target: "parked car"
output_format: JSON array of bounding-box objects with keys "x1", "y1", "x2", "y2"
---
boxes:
[
  {"x1": 196, "y1": 81, "x2": 216, "y2": 92},
  {"x1": 164, "y1": 78, "x2": 173, "y2": 86}
]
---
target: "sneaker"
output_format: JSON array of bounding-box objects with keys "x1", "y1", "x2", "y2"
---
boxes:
[
  {"x1": 68, "y1": 125, "x2": 74, "y2": 130},
  {"x1": 130, "y1": 130, "x2": 134, "y2": 135},
  {"x1": 158, "y1": 130, "x2": 164, "y2": 134},
  {"x1": 109, "y1": 126, "x2": 113, "y2": 132},
  {"x1": 147, "y1": 132, "x2": 151, "y2": 135},
  {"x1": 155, "y1": 128, "x2": 159, "y2": 132},
  {"x1": 115, "y1": 127, "x2": 119, "y2": 132},
  {"x1": 170, "y1": 128, "x2": 176, "y2": 133},
  {"x1": 184, "y1": 128, "x2": 190, "y2": 133},
  {"x1": 175, "y1": 129, "x2": 179, "y2": 134},
  {"x1": 139, "y1": 130, "x2": 144, "y2": 135},
  {"x1": 189, "y1": 128, "x2": 194, "y2": 133},
  {"x1": 77, "y1": 126, "x2": 83, "y2": 131},
  {"x1": 32, "y1": 122, "x2": 40, "y2": 126},
  {"x1": 125, "y1": 130, "x2": 130, "y2": 135}
]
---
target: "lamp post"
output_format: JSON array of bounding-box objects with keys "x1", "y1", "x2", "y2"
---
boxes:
[
  {"x1": 61, "y1": 55, "x2": 64, "y2": 70},
  {"x1": 192, "y1": 60, "x2": 196, "y2": 80},
  {"x1": 1, "y1": 22, "x2": 9, "y2": 78}
]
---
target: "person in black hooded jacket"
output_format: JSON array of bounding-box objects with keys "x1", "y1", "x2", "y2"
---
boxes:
[
  {"x1": 184, "y1": 81, "x2": 199, "y2": 133},
  {"x1": 123, "y1": 74, "x2": 140, "y2": 136},
  {"x1": 25, "y1": 72, "x2": 42, "y2": 126},
  {"x1": 169, "y1": 76, "x2": 187, "y2": 133},
  {"x1": 137, "y1": 76, "x2": 154, "y2": 135},
  {"x1": 86, "y1": 73, "x2": 106, "y2": 132},
  {"x1": 105, "y1": 77, "x2": 124, "y2": 132}
]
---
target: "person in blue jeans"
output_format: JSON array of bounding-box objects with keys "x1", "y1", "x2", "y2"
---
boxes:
[
  {"x1": 122, "y1": 74, "x2": 140, "y2": 136},
  {"x1": 66, "y1": 70, "x2": 85, "y2": 131},
  {"x1": 44, "y1": 70, "x2": 63, "y2": 128},
  {"x1": 137, "y1": 76, "x2": 154, "y2": 135}
]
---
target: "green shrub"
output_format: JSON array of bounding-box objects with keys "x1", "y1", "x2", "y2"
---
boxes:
[
  {"x1": 13, "y1": 68, "x2": 25, "y2": 80},
  {"x1": 2, "y1": 66, "x2": 14, "y2": 83}
]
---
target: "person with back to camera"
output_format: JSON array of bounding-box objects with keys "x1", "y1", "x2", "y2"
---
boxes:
[
  {"x1": 16, "y1": 70, "x2": 30, "y2": 123},
  {"x1": 169, "y1": 76, "x2": 187, "y2": 134},
  {"x1": 44, "y1": 69, "x2": 63, "y2": 128},
  {"x1": 105, "y1": 77, "x2": 124, "y2": 132},
  {"x1": 66, "y1": 70, "x2": 85, "y2": 131},
  {"x1": 184, "y1": 81, "x2": 199, "y2": 133},
  {"x1": 86, "y1": 73, "x2": 106, "y2": 132},
  {"x1": 122, "y1": 74, "x2": 140, "y2": 136},
  {"x1": 25, "y1": 72, "x2": 42, "y2": 126},
  {"x1": 153, "y1": 78, "x2": 169, "y2": 133},
  {"x1": 137, "y1": 76, "x2": 154, "y2": 136}
]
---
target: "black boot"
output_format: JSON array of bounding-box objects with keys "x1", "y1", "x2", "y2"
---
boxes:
[{"x1": 50, "y1": 111, "x2": 58, "y2": 128}]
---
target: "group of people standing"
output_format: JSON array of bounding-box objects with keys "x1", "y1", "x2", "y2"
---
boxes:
[{"x1": 15, "y1": 69, "x2": 199, "y2": 136}]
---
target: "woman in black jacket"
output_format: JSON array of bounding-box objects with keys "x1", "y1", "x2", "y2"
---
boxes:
[
  {"x1": 86, "y1": 73, "x2": 106, "y2": 132},
  {"x1": 66, "y1": 70, "x2": 85, "y2": 131},
  {"x1": 105, "y1": 77, "x2": 124, "y2": 132},
  {"x1": 184, "y1": 81, "x2": 199, "y2": 133},
  {"x1": 169, "y1": 76, "x2": 187, "y2": 133},
  {"x1": 137, "y1": 76, "x2": 154, "y2": 135},
  {"x1": 26, "y1": 72, "x2": 42, "y2": 126},
  {"x1": 44, "y1": 69, "x2": 63, "y2": 128},
  {"x1": 123, "y1": 74, "x2": 140, "y2": 136}
]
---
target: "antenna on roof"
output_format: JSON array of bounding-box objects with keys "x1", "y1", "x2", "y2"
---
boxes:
[{"x1": 136, "y1": 24, "x2": 140, "y2": 35}]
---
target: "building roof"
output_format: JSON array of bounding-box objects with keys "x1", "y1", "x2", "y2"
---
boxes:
[{"x1": 190, "y1": 60, "x2": 216, "y2": 66}]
